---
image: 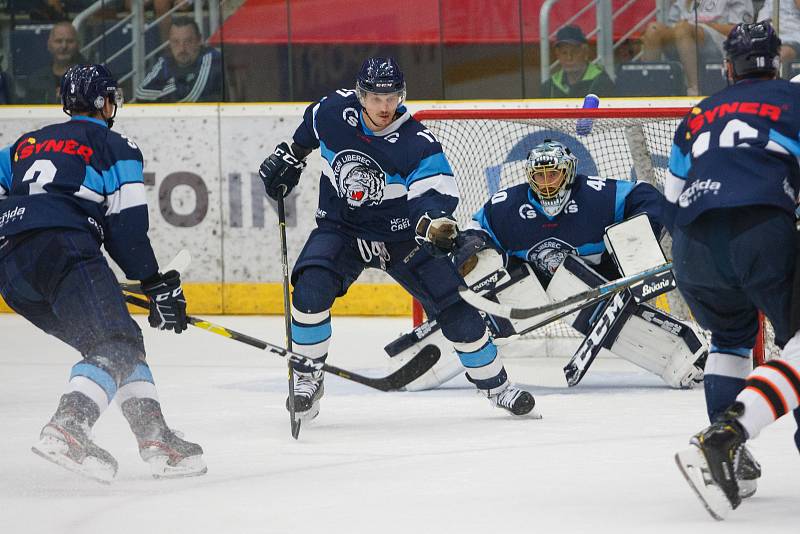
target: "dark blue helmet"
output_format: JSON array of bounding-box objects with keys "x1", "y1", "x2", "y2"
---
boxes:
[
  {"x1": 61, "y1": 64, "x2": 123, "y2": 118},
  {"x1": 356, "y1": 57, "x2": 406, "y2": 104},
  {"x1": 724, "y1": 21, "x2": 781, "y2": 80}
]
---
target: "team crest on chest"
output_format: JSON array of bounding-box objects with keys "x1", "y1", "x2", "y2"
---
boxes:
[
  {"x1": 332, "y1": 150, "x2": 386, "y2": 207},
  {"x1": 526, "y1": 238, "x2": 576, "y2": 276}
]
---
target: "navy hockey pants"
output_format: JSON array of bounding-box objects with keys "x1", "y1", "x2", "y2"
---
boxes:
[
  {"x1": 0, "y1": 229, "x2": 145, "y2": 383},
  {"x1": 291, "y1": 221, "x2": 487, "y2": 344},
  {"x1": 672, "y1": 206, "x2": 796, "y2": 350}
]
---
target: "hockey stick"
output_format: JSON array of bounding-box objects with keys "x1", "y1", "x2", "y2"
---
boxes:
[
  {"x1": 458, "y1": 262, "x2": 673, "y2": 320},
  {"x1": 562, "y1": 291, "x2": 633, "y2": 386},
  {"x1": 120, "y1": 249, "x2": 193, "y2": 294},
  {"x1": 123, "y1": 293, "x2": 441, "y2": 391},
  {"x1": 276, "y1": 192, "x2": 300, "y2": 439}
]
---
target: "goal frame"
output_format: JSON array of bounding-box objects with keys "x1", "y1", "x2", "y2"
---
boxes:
[{"x1": 409, "y1": 106, "x2": 771, "y2": 366}]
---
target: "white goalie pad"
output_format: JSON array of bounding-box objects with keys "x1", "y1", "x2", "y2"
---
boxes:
[
  {"x1": 607, "y1": 307, "x2": 706, "y2": 388},
  {"x1": 604, "y1": 213, "x2": 666, "y2": 275},
  {"x1": 462, "y1": 248, "x2": 511, "y2": 294},
  {"x1": 604, "y1": 213, "x2": 676, "y2": 303},
  {"x1": 547, "y1": 255, "x2": 705, "y2": 388},
  {"x1": 386, "y1": 324, "x2": 466, "y2": 392}
]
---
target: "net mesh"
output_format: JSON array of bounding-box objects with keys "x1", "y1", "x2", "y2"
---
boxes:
[{"x1": 415, "y1": 109, "x2": 777, "y2": 360}]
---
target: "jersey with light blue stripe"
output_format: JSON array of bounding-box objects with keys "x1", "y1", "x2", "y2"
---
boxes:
[
  {"x1": 473, "y1": 175, "x2": 665, "y2": 278},
  {"x1": 0, "y1": 145, "x2": 11, "y2": 195},
  {"x1": 669, "y1": 78, "x2": 800, "y2": 227},
  {"x1": 0, "y1": 116, "x2": 158, "y2": 279},
  {"x1": 292, "y1": 89, "x2": 458, "y2": 242}
]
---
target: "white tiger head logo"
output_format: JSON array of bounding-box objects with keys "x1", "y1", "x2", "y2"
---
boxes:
[
  {"x1": 341, "y1": 165, "x2": 384, "y2": 207},
  {"x1": 332, "y1": 150, "x2": 386, "y2": 208},
  {"x1": 526, "y1": 238, "x2": 576, "y2": 277}
]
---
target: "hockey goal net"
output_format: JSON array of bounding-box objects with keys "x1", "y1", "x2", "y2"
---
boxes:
[{"x1": 412, "y1": 107, "x2": 777, "y2": 364}]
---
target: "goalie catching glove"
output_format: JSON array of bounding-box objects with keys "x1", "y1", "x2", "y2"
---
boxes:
[
  {"x1": 415, "y1": 212, "x2": 459, "y2": 257},
  {"x1": 141, "y1": 270, "x2": 187, "y2": 334},
  {"x1": 259, "y1": 142, "x2": 308, "y2": 200}
]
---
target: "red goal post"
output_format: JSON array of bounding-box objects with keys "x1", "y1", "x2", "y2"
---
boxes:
[{"x1": 410, "y1": 106, "x2": 774, "y2": 365}]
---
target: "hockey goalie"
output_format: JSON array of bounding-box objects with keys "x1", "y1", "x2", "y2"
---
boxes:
[{"x1": 387, "y1": 140, "x2": 707, "y2": 391}]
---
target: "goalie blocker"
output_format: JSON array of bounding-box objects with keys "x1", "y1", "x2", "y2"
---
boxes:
[{"x1": 387, "y1": 216, "x2": 706, "y2": 390}]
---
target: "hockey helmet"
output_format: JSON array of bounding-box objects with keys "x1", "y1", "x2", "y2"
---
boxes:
[
  {"x1": 526, "y1": 140, "x2": 578, "y2": 217},
  {"x1": 724, "y1": 21, "x2": 781, "y2": 80},
  {"x1": 61, "y1": 64, "x2": 123, "y2": 125},
  {"x1": 356, "y1": 57, "x2": 406, "y2": 106}
]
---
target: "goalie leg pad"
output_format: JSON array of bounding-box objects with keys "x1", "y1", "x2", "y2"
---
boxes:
[
  {"x1": 607, "y1": 305, "x2": 707, "y2": 388},
  {"x1": 552, "y1": 255, "x2": 706, "y2": 388},
  {"x1": 385, "y1": 323, "x2": 465, "y2": 391}
]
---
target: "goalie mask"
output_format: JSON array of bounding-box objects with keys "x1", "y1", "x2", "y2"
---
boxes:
[{"x1": 525, "y1": 140, "x2": 577, "y2": 217}]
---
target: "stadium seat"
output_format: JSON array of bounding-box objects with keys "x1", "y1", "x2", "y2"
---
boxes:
[
  {"x1": 10, "y1": 24, "x2": 52, "y2": 76},
  {"x1": 699, "y1": 62, "x2": 727, "y2": 96},
  {"x1": 614, "y1": 61, "x2": 686, "y2": 96}
]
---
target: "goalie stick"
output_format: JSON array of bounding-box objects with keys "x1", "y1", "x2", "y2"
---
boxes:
[
  {"x1": 123, "y1": 293, "x2": 441, "y2": 392},
  {"x1": 563, "y1": 290, "x2": 632, "y2": 386},
  {"x1": 458, "y1": 261, "x2": 673, "y2": 320}
]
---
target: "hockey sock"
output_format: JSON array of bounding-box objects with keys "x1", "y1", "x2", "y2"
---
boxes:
[
  {"x1": 454, "y1": 330, "x2": 507, "y2": 391},
  {"x1": 704, "y1": 349, "x2": 751, "y2": 422},
  {"x1": 115, "y1": 362, "x2": 159, "y2": 406},
  {"x1": 736, "y1": 359, "x2": 800, "y2": 439},
  {"x1": 290, "y1": 305, "x2": 331, "y2": 373},
  {"x1": 64, "y1": 361, "x2": 118, "y2": 414}
]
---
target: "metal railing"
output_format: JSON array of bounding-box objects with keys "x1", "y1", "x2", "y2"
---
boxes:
[{"x1": 73, "y1": 0, "x2": 220, "y2": 96}]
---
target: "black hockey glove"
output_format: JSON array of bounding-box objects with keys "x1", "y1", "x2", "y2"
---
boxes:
[
  {"x1": 141, "y1": 270, "x2": 188, "y2": 334},
  {"x1": 415, "y1": 212, "x2": 459, "y2": 258},
  {"x1": 259, "y1": 142, "x2": 307, "y2": 200}
]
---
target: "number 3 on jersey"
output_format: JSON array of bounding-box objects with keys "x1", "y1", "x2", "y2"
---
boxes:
[{"x1": 22, "y1": 159, "x2": 57, "y2": 195}]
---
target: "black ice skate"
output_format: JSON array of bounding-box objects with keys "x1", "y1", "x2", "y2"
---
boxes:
[
  {"x1": 121, "y1": 398, "x2": 207, "y2": 479},
  {"x1": 31, "y1": 392, "x2": 118, "y2": 484},
  {"x1": 487, "y1": 384, "x2": 541, "y2": 418},
  {"x1": 736, "y1": 444, "x2": 761, "y2": 499},
  {"x1": 286, "y1": 370, "x2": 324, "y2": 422},
  {"x1": 675, "y1": 403, "x2": 747, "y2": 520}
]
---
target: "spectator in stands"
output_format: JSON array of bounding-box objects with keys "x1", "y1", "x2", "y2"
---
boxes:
[
  {"x1": 135, "y1": 18, "x2": 224, "y2": 103},
  {"x1": 20, "y1": 21, "x2": 87, "y2": 104},
  {"x1": 641, "y1": 0, "x2": 754, "y2": 95},
  {"x1": 540, "y1": 25, "x2": 615, "y2": 98},
  {"x1": 759, "y1": 0, "x2": 800, "y2": 75}
]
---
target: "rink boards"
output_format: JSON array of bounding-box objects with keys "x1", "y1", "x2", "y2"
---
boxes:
[{"x1": 0, "y1": 99, "x2": 691, "y2": 314}]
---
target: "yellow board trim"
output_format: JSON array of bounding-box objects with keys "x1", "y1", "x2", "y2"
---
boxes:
[{"x1": 0, "y1": 282, "x2": 414, "y2": 316}]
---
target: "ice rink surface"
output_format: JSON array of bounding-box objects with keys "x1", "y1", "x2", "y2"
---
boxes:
[{"x1": 1, "y1": 314, "x2": 797, "y2": 534}]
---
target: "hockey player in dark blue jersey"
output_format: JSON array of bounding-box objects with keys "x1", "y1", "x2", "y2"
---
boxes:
[
  {"x1": 392, "y1": 139, "x2": 707, "y2": 391},
  {"x1": 258, "y1": 57, "x2": 537, "y2": 420},
  {"x1": 670, "y1": 22, "x2": 800, "y2": 519},
  {"x1": 0, "y1": 64, "x2": 206, "y2": 483}
]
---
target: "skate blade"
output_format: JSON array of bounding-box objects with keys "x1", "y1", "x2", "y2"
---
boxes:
[
  {"x1": 738, "y1": 478, "x2": 757, "y2": 499},
  {"x1": 674, "y1": 447, "x2": 731, "y2": 521},
  {"x1": 148, "y1": 454, "x2": 208, "y2": 479},
  {"x1": 32, "y1": 438, "x2": 115, "y2": 485},
  {"x1": 295, "y1": 400, "x2": 321, "y2": 423}
]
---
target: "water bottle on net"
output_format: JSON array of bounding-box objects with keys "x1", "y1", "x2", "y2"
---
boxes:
[{"x1": 576, "y1": 93, "x2": 599, "y2": 136}]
